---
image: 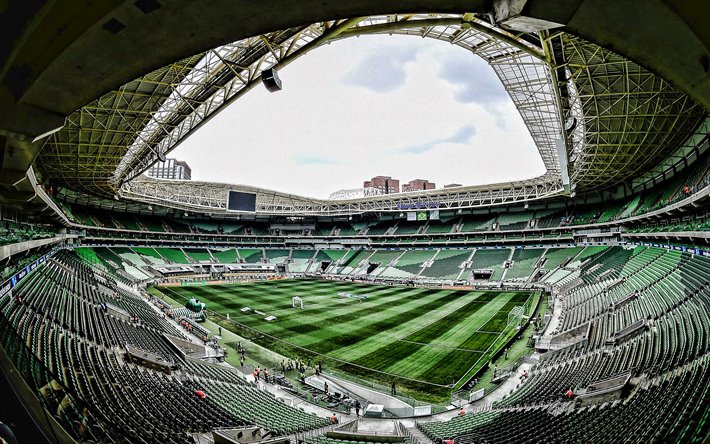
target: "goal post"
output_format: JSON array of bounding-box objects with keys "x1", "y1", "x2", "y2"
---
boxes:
[
  {"x1": 292, "y1": 296, "x2": 304, "y2": 309},
  {"x1": 508, "y1": 306, "x2": 524, "y2": 326}
]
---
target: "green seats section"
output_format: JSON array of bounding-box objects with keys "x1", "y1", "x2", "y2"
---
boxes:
[
  {"x1": 336, "y1": 223, "x2": 360, "y2": 236},
  {"x1": 192, "y1": 221, "x2": 220, "y2": 233},
  {"x1": 0, "y1": 221, "x2": 56, "y2": 246},
  {"x1": 289, "y1": 249, "x2": 316, "y2": 273},
  {"x1": 304, "y1": 435, "x2": 411, "y2": 444},
  {"x1": 505, "y1": 249, "x2": 544, "y2": 281},
  {"x1": 154, "y1": 247, "x2": 190, "y2": 264},
  {"x1": 133, "y1": 247, "x2": 166, "y2": 264},
  {"x1": 468, "y1": 249, "x2": 510, "y2": 281},
  {"x1": 426, "y1": 220, "x2": 455, "y2": 233},
  {"x1": 535, "y1": 209, "x2": 566, "y2": 228},
  {"x1": 238, "y1": 249, "x2": 264, "y2": 263},
  {"x1": 596, "y1": 200, "x2": 627, "y2": 223},
  {"x1": 379, "y1": 249, "x2": 436, "y2": 278},
  {"x1": 314, "y1": 249, "x2": 348, "y2": 263},
  {"x1": 92, "y1": 247, "x2": 125, "y2": 268},
  {"x1": 211, "y1": 248, "x2": 238, "y2": 263},
  {"x1": 497, "y1": 213, "x2": 532, "y2": 230},
  {"x1": 141, "y1": 216, "x2": 166, "y2": 232},
  {"x1": 184, "y1": 248, "x2": 213, "y2": 263},
  {"x1": 567, "y1": 246, "x2": 609, "y2": 267},
  {"x1": 75, "y1": 246, "x2": 102, "y2": 265},
  {"x1": 265, "y1": 249, "x2": 290, "y2": 264},
  {"x1": 460, "y1": 216, "x2": 496, "y2": 232},
  {"x1": 617, "y1": 194, "x2": 642, "y2": 219},
  {"x1": 197, "y1": 379, "x2": 329, "y2": 434},
  {"x1": 418, "y1": 245, "x2": 710, "y2": 443},
  {"x1": 338, "y1": 250, "x2": 373, "y2": 275},
  {"x1": 312, "y1": 224, "x2": 334, "y2": 236},
  {"x1": 366, "y1": 250, "x2": 403, "y2": 276},
  {"x1": 540, "y1": 247, "x2": 582, "y2": 270},
  {"x1": 395, "y1": 221, "x2": 425, "y2": 234},
  {"x1": 420, "y1": 249, "x2": 470, "y2": 280},
  {"x1": 365, "y1": 221, "x2": 393, "y2": 235}
]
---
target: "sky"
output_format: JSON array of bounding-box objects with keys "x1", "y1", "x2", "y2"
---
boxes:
[{"x1": 170, "y1": 35, "x2": 546, "y2": 198}]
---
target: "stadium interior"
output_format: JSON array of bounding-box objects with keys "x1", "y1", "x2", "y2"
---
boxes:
[{"x1": 0, "y1": 1, "x2": 709, "y2": 444}]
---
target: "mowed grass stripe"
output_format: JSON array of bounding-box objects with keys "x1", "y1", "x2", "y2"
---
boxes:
[
  {"x1": 188, "y1": 283, "x2": 376, "y2": 320},
  {"x1": 298, "y1": 289, "x2": 504, "y2": 355},
  {"x1": 416, "y1": 292, "x2": 533, "y2": 382},
  {"x1": 244, "y1": 287, "x2": 428, "y2": 340},
  {"x1": 443, "y1": 296, "x2": 522, "y2": 351},
  {"x1": 299, "y1": 288, "x2": 488, "y2": 352},
  {"x1": 178, "y1": 282, "x2": 368, "y2": 315},
  {"x1": 353, "y1": 340, "x2": 482, "y2": 385},
  {"x1": 479, "y1": 295, "x2": 530, "y2": 333},
  {"x1": 167, "y1": 283, "x2": 448, "y2": 347},
  {"x1": 380, "y1": 294, "x2": 517, "y2": 380},
  {"x1": 268, "y1": 287, "x2": 430, "y2": 342},
  {"x1": 362, "y1": 302, "x2": 500, "y2": 380},
  {"x1": 159, "y1": 281, "x2": 534, "y2": 388},
  {"x1": 392, "y1": 348, "x2": 484, "y2": 385},
  {"x1": 363, "y1": 294, "x2": 503, "y2": 377},
  {"x1": 437, "y1": 295, "x2": 528, "y2": 355},
  {"x1": 288, "y1": 289, "x2": 467, "y2": 354},
  {"x1": 355, "y1": 292, "x2": 529, "y2": 382},
  {"x1": 403, "y1": 292, "x2": 505, "y2": 345},
  {"x1": 328, "y1": 290, "x2": 488, "y2": 361}
]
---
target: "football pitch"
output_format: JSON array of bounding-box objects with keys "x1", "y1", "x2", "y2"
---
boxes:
[{"x1": 158, "y1": 279, "x2": 537, "y2": 400}]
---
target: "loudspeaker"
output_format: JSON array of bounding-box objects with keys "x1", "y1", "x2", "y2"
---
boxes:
[{"x1": 261, "y1": 68, "x2": 282, "y2": 92}]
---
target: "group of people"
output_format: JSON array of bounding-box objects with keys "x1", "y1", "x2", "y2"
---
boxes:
[
  {"x1": 279, "y1": 357, "x2": 324, "y2": 382},
  {"x1": 238, "y1": 342, "x2": 247, "y2": 367},
  {"x1": 281, "y1": 357, "x2": 318, "y2": 373},
  {"x1": 281, "y1": 358, "x2": 306, "y2": 373},
  {"x1": 252, "y1": 366, "x2": 270, "y2": 383}
]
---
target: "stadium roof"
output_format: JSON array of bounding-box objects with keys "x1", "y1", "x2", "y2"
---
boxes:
[{"x1": 1, "y1": 1, "x2": 708, "y2": 215}]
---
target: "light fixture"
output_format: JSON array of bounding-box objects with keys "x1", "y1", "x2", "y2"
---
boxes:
[{"x1": 564, "y1": 116, "x2": 577, "y2": 132}]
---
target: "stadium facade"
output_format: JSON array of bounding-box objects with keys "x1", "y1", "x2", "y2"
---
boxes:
[{"x1": 0, "y1": 2, "x2": 708, "y2": 444}]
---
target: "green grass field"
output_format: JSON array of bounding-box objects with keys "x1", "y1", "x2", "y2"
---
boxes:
[{"x1": 158, "y1": 279, "x2": 536, "y2": 402}]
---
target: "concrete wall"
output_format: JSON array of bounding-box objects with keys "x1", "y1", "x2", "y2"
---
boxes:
[
  {"x1": 0, "y1": 235, "x2": 66, "y2": 261},
  {"x1": 321, "y1": 374, "x2": 417, "y2": 410}
]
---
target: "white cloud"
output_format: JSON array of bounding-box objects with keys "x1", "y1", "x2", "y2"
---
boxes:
[
  {"x1": 438, "y1": 53, "x2": 509, "y2": 105},
  {"x1": 170, "y1": 35, "x2": 546, "y2": 198},
  {"x1": 400, "y1": 125, "x2": 476, "y2": 154},
  {"x1": 343, "y1": 42, "x2": 419, "y2": 93}
]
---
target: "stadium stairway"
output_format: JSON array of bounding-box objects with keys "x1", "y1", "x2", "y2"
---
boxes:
[{"x1": 404, "y1": 423, "x2": 436, "y2": 444}]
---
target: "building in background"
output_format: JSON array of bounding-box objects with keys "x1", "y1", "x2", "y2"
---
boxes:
[
  {"x1": 364, "y1": 176, "x2": 400, "y2": 194},
  {"x1": 147, "y1": 158, "x2": 192, "y2": 180},
  {"x1": 444, "y1": 183, "x2": 463, "y2": 188},
  {"x1": 402, "y1": 179, "x2": 436, "y2": 192}
]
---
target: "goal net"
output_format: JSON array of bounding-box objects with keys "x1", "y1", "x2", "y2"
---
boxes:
[
  {"x1": 508, "y1": 306, "x2": 524, "y2": 326},
  {"x1": 292, "y1": 296, "x2": 304, "y2": 309}
]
